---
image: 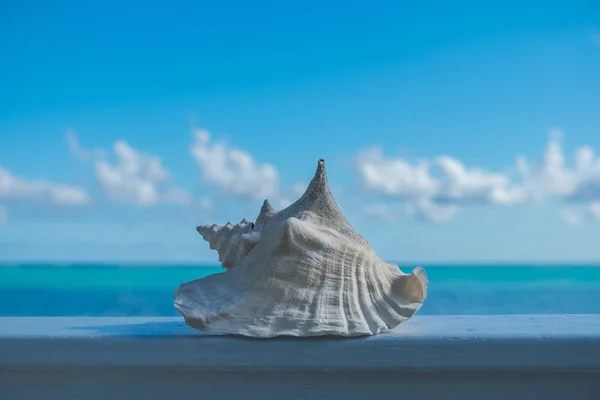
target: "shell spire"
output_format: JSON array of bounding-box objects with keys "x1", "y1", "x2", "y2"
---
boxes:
[
  {"x1": 291, "y1": 158, "x2": 356, "y2": 236},
  {"x1": 299, "y1": 158, "x2": 331, "y2": 207},
  {"x1": 299, "y1": 159, "x2": 338, "y2": 213},
  {"x1": 196, "y1": 220, "x2": 255, "y2": 270}
]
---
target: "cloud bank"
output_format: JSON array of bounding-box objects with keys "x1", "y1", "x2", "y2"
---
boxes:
[
  {"x1": 3, "y1": 126, "x2": 599, "y2": 227},
  {"x1": 0, "y1": 166, "x2": 90, "y2": 206},
  {"x1": 95, "y1": 140, "x2": 191, "y2": 206},
  {"x1": 67, "y1": 132, "x2": 192, "y2": 206},
  {"x1": 0, "y1": 165, "x2": 90, "y2": 221},
  {"x1": 357, "y1": 129, "x2": 600, "y2": 224}
]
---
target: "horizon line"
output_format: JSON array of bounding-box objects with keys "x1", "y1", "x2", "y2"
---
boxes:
[{"x1": 2, "y1": 259, "x2": 600, "y2": 267}]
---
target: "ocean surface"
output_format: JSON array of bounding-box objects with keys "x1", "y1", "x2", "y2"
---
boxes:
[{"x1": 1, "y1": 264, "x2": 600, "y2": 316}]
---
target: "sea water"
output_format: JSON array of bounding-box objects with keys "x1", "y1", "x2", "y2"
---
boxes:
[{"x1": 1, "y1": 263, "x2": 600, "y2": 316}]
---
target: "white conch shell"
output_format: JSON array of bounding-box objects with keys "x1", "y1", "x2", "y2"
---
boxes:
[{"x1": 175, "y1": 159, "x2": 427, "y2": 338}]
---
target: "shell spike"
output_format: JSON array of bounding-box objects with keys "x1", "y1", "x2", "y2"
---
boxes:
[
  {"x1": 302, "y1": 159, "x2": 331, "y2": 200},
  {"x1": 256, "y1": 199, "x2": 276, "y2": 227},
  {"x1": 196, "y1": 224, "x2": 218, "y2": 237},
  {"x1": 306, "y1": 158, "x2": 328, "y2": 194},
  {"x1": 294, "y1": 158, "x2": 344, "y2": 221}
]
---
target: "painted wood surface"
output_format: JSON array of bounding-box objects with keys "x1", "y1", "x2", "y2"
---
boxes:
[{"x1": 1, "y1": 315, "x2": 600, "y2": 399}]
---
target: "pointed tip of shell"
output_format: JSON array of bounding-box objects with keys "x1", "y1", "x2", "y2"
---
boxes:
[
  {"x1": 196, "y1": 224, "x2": 211, "y2": 234},
  {"x1": 315, "y1": 158, "x2": 326, "y2": 178},
  {"x1": 302, "y1": 157, "x2": 329, "y2": 197},
  {"x1": 256, "y1": 199, "x2": 276, "y2": 226},
  {"x1": 261, "y1": 199, "x2": 275, "y2": 214},
  {"x1": 196, "y1": 223, "x2": 215, "y2": 237}
]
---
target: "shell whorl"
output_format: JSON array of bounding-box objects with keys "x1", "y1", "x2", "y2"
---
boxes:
[{"x1": 196, "y1": 218, "x2": 257, "y2": 270}]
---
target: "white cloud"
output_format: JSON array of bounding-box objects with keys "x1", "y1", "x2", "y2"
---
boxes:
[
  {"x1": 515, "y1": 132, "x2": 600, "y2": 224},
  {"x1": 514, "y1": 130, "x2": 579, "y2": 200},
  {"x1": 356, "y1": 147, "x2": 521, "y2": 222},
  {"x1": 0, "y1": 166, "x2": 90, "y2": 206},
  {"x1": 356, "y1": 129, "x2": 600, "y2": 224},
  {"x1": 48, "y1": 185, "x2": 91, "y2": 205},
  {"x1": 95, "y1": 140, "x2": 191, "y2": 206},
  {"x1": 66, "y1": 131, "x2": 192, "y2": 206},
  {"x1": 357, "y1": 146, "x2": 438, "y2": 199},
  {"x1": 191, "y1": 128, "x2": 279, "y2": 200},
  {"x1": 433, "y1": 155, "x2": 524, "y2": 205}
]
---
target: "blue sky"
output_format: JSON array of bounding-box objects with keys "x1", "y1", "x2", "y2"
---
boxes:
[{"x1": 1, "y1": 0, "x2": 600, "y2": 263}]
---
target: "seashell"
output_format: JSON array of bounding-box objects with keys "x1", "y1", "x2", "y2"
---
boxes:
[{"x1": 174, "y1": 159, "x2": 427, "y2": 338}]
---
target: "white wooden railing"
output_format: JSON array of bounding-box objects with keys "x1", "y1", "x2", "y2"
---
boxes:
[{"x1": 1, "y1": 315, "x2": 599, "y2": 399}]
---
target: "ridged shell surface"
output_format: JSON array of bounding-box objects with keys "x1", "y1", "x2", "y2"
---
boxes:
[
  {"x1": 196, "y1": 218, "x2": 257, "y2": 270},
  {"x1": 174, "y1": 159, "x2": 427, "y2": 337}
]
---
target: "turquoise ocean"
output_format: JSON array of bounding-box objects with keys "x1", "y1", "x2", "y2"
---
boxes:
[{"x1": 2, "y1": 264, "x2": 600, "y2": 316}]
